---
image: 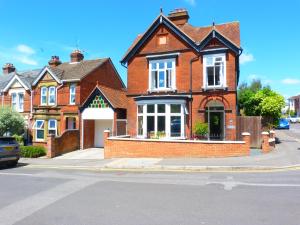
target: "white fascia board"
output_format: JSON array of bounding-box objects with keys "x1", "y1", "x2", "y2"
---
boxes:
[
  {"x1": 82, "y1": 108, "x2": 114, "y2": 120},
  {"x1": 3, "y1": 75, "x2": 29, "y2": 92},
  {"x1": 32, "y1": 67, "x2": 62, "y2": 86}
]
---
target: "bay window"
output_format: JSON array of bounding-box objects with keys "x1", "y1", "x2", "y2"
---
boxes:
[
  {"x1": 203, "y1": 54, "x2": 226, "y2": 88},
  {"x1": 34, "y1": 120, "x2": 45, "y2": 141},
  {"x1": 48, "y1": 86, "x2": 56, "y2": 105},
  {"x1": 11, "y1": 92, "x2": 24, "y2": 112},
  {"x1": 41, "y1": 87, "x2": 47, "y2": 105},
  {"x1": 48, "y1": 119, "x2": 57, "y2": 136},
  {"x1": 137, "y1": 102, "x2": 185, "y2": 139},
  {"x1": 41, "y1": 86, "x2": 56, "y2": 105},
  {"x1": 69, "y1": 84, "x2": 76, "y2": 105},
  {"x1": 149, "y1": 59, "x2": 176, "y2": 90}
]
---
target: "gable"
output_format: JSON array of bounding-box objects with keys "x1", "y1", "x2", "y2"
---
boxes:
[
  {"x1": 32, "y1": 67, "x2": 61, "y2": 86},
  {"x1": 36, "y1": 71, "x2": 59, "y2": 87},
  {"x1": 88, "y1": 95, "x2": 110, "y2": 109},
  {"x1": 11, "y1": 80, "x2": 23, "y2": 89},
  {"x1": 138, "y1": 24, "x2": 193, "y2": 55},
  {"x1": 2, "y1": 75, "x2": 30, "y2": 92}
]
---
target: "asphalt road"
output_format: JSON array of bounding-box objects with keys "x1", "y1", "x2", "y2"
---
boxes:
[{"x1": 0, "y1": 127, "x2": 299, "y2": 225}]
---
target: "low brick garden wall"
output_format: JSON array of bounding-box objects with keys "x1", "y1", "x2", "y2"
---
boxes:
[
  {"x1": 104, "y1": 131, "x2": 252, "y2": 158},
  {"x1": 47, "y1": 129, "x2": 80, "y2": 158}
]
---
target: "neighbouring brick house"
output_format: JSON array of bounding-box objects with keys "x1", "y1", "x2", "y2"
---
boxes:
[
  {"x1": 120, "y1": 9, "x2": 242, "y2": 141},
  {"x1": 288, "y1": 95, "x2": 300, "y2": 116},
  {"x1": 0, "y1": 63, "x2": 40, "y2": 141},
  {"x1": 31, "y1": 50, "x2": 126, "y2": 148}
]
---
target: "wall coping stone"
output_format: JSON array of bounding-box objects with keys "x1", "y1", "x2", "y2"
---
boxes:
[{"x1": 107, "y1": 137, "x2": 245, "y2": 144}]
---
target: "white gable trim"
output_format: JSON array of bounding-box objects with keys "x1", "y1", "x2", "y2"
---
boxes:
[
  {"x1": 3, "y1": 75, "x2": 30, "y2": 92},
  {"x1": 32, "y1": 67, "x2": 62, "y2": 86}
]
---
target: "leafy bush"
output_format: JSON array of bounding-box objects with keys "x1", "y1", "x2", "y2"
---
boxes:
[
  {"x1": 194, "y1": 122, "x2": 208, "y2": 137},
  {"x1": 13, "y1": 134, "x2": 23, "y2": 146},
  {"x1": 20, "y1": 146, "x2": 46, "y2": 158},
  {"x1": 0, "y1": 107, "x2": 25, "y2": 136}
]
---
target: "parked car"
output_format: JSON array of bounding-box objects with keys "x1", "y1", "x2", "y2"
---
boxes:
[
  {"x1": 0, "y1": 137, "x2": 20, "y2": 167},
  {"x1": 288, "y1": 116, "x2": 300, "y2": 123},
  {"x1": 277, "y1": 118, "x2": 290, "y2": 129}
]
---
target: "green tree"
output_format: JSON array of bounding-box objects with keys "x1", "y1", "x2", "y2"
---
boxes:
[
  {"x1": 238, "y1": 80, "x2": 285, "y2": 125},
  {"x1": 0, "y1": 107, "x2": 25, "y2": 136}
]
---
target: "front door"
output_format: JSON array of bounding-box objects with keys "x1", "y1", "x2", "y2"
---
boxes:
[
  {"x1": 94, "y1": 120, "x2": 112, "y2": 147},
  {"x1": 209, "y1": 112, "x2": 224, "y2": 140}
]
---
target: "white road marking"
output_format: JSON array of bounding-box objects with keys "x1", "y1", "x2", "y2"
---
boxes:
[{"x1": 0, "y1": 178, "x2": 99, "y2": 225}]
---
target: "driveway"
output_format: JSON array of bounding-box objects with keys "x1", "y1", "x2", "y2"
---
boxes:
[{"x1": 55, "y1": 148, "x2": 104, "y2": 160}]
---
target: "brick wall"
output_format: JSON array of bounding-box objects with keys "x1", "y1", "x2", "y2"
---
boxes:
[
  {"x1": 104, "y1": 132, "x2": 250, "y2": 158},
  {"x1": 46, "y1": 129, "x2": 80, "y2": 158}
]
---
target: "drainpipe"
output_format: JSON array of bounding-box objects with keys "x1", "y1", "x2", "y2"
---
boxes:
[
  {"x1": 189, "y1": 55, "x2": 200, "y2": 139},
  {"x1": 236, "y1": 48, "x2": 243, "y2": 116}
]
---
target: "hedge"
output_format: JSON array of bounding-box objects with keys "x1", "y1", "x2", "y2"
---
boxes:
[{"x1": 20, "y1": 146, "x2": 46, "y2": 158}]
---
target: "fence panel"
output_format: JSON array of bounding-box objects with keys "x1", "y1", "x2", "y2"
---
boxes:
[{"x1": 236, "y1": 116, "x2": 262, "y2": 148}]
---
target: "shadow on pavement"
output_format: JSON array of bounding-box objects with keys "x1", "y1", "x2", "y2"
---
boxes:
[{"x1": 0, "y1": 162, "x2": 28, "y2": 171}]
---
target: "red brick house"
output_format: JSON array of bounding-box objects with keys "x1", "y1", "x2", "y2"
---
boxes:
[
  {"x1": 0, "y1": 63, "x2": 40, "y2": 140},
  {"x1": 120, "y1": 9, "x2": 242, "y2": 141},
  {"x1": 31, "y1": 50, "x2": 126, "y2": 148}
]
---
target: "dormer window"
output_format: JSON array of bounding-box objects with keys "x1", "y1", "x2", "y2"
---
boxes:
[
  {"x1": 203, "y1": 54, "x2": 226, "y2": 89},
  {"x1": 149, "y1": 59, "x2": 176, "y2": 91}
]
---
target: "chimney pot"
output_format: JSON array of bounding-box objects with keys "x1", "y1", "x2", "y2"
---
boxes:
[
  {"x1": 70, "y1": 50, "x2": 84, "y2": 63},
  {"x1": 2, "y1": 63, "x2": 16, "y2": 75},
  {"x1": 48, "y1": 56, "x2": 62, "y2": 67},
  {"x1": 168, "y1": 8, "x2": 189, "y2": 26}
]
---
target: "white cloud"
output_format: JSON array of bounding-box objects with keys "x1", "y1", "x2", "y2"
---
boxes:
[
  {"x1": 282, "y1": 78, "x2": 300, "y2": 85},
  {"x1": 16, "y1": 56, "x2": 38, "y2": 66},
  {"x1": 16, "y1": 44, "x2": 35, "y2": 55},
  {"x1": 240, "y1": 52, "x2": 254, "y2": 64},
  {"x1": 184, "y1": 0, "x2": 196, "y2": 6},
  {"x1": 0, "y1": 44, "x2": 39, "y2": 67}
]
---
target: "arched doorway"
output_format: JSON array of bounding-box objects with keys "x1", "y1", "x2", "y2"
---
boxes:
[{"x1": 205, "y1": 100, "x2": 225, "y2": 140}]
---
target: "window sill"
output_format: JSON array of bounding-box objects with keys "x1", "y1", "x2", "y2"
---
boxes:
[
  {"x1": 202, "y1": 86, "x2": 228, "y2": 91},
  {"x1": 148, "y1": 88, "x2": 177, "y2": 93}
]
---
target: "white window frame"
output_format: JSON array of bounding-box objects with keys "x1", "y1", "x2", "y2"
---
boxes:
[
  {"x1": 148, "y1": 59, "x2": 176, "y2": 91},
  {"x1": 203, "y1": 53, "x2": 226, "y2": 89},
  {"x1": 48, "y1": 119, "x2": 57, "y2": 136},
  {"x1": 48, "y1": 86, "x2": 56, "y2": 106},
  {"x1": 34, "y1": 120, "x2": 45, "y2": 141},
  {"x1": 69, "y1": 84, "x2": 76, "y2": 105},
  {"x1": 137, "y1": 101, "x2": 185, "y2": 139},
  {"x1": 10, "y1": 91, "x2": 24, "y2": 112},
  {"x1": 41, "y1": 87, "x2": 47, "y2": 106}
]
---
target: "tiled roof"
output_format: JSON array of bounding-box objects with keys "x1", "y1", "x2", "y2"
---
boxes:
[
  {"x1": 49, "y1": 58, "x2": 109, "y2": 81},
  {"x1": 97, "y1": 85, "x2": 127, "y2": 109},
  {"x1": 0, "y1": 69, "x2": 40, "y2": 91},
  {"x1": 122, "y1": 15, "x2": 240, "y2": 61}
]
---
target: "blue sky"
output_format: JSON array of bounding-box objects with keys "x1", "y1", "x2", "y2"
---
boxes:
[{"x1": 0, "y1": 0, "x2": 299, "y2": 98}]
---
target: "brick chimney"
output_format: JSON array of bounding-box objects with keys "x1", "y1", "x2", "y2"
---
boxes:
[
  {"x1": 168, "y1": 8, "x2": 189, "y2": 26},
  {"x1": 48, "y1": 56, "x2": 62, "y2": 67},
  {"x1": 2, "y1": 63, "x2": 16, "y2": 74},
  {"x1": 70, "y1": 50, "x2": 84, "y2": 63}
]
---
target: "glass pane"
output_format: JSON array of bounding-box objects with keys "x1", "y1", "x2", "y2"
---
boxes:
[
  {"x1": 42, "y1": 87, "x2": 47, "y2": 95},
  {"x1": 49, "y1": 87, "x2": 55, "y2": 94},
  {"x1": 48, "y1": 130, "x2": 56, "y2": 135},
  {"x1": 36, "y1": 121, "x2": 43, "y2": 128},
  {"x1": 147, "y1": 104, "x2": 154, "y2": 113},
  {"x1": 215, "y1": 65, "x2": 220, "y2": 85},
  {"x1": 152, "y1": 71, "x2": 157, "y2": 88},
  {"x1": 207, "y1": 67, "x2": 214, "y2": 86},
  {"x1": 11, "y1": 93, "x2": 16, "y2": 102},
  {"x1": 37, "y1": 130, "x2": 44, "y2": 139},
  {"x1": 171, "y1": 104, "x2": 181, "y2": 113},
  {"x1": 206, "y1": 57, "x2": 213, "y2": 66},
  {"x1": 49, "y1": 120, "x2": 56, "y2": 128},
  {"x1": 170, "y1": 116, "x2": 181, "y2": 137},
  {"x1": 138, "y1": 105, "x2": 143, "y2": 114},
  {"x1": 71, "y1": 95, "x2": 75, "y2": 103},
  {"x1": 49, "y1": 94, "x2": 55, "y2": 103},
  {"x1": 157, "y1": 104, "x2": 165, "y2": 113},
  {"x1": 157, "y1": 116, "x2": 165, "y2": 132},
  {"x1": 147, "y1": 116, "x2": 155, "y2": 135},
  {"x1": 215, "y1": 57, "x2": 222, "y2": 62},
  {"x1": 158, "y1": 62, "x2": 164, "y2": 69},
  {"x1": 159, "y1": 71, "x2": 165, "y2": 88},
  {"x1": 138, "y1": 116, "x2": 143, "y2": 135},
  {"x1": 167, "y1": 61, "x2": 173, "y2": 69},
  {"x1": 151, "y1": 63, "x2": 157, "y2": 70},
  {"x1": 42, "y1": 96, "x2": 47, "y2": 104}
]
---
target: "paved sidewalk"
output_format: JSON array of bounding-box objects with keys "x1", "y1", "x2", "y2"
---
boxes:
[{"x1": 19, "y1": 130, "x2": 300, "y2": 172}]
